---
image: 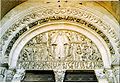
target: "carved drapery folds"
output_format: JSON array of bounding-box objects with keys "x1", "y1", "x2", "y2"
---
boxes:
[{"x1": 17, "y1": 30, "x2": 103, "y2": 70}]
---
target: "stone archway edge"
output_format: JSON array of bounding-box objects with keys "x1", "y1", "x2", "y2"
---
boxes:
[
  {"x1": 9, "y1": 23, "x2": 111, "y2": 69},
  {"x1": 1, "y1": 7, "x2": 119, "y2": 60}
]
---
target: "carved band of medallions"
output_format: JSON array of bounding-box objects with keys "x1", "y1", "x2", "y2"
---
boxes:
[
  {"x1": 3, "y1": 16, "x2": 115, "y2": 58},
  {"x1": 16, "y1": 30, "x2": 103, "y2": 70}
]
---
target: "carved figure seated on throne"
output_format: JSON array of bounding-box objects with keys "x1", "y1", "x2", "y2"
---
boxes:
[{"x1": 50, "y1": 32, "x2": 70, "y2": 60}]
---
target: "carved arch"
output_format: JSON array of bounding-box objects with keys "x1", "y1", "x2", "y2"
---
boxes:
[
  {"x1": 0, "y1": 0, "x2": 119, "y2": 70},
  {"x1": 8, "y1": 23, "x2": 110, "y2": 69}
]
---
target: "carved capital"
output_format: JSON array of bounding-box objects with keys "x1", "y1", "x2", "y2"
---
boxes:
[
  {"x1": 54, "y1": 69, "x2": 66, "y2": 82},
  {"x1": 104, "y1": 69, "x2": 115, "y2": 83},
  {"x1": 12, "y1": 68, "x2": 25, "y2": 82},
  {"x1": 112, "y1": 66, "x2": 120, "y2": 83},
  {"x1": 4, "y1": 69, "x2": 15, "y2": 82}
]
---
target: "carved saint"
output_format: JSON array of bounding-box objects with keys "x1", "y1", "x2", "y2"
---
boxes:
[{"x1": 51, "y1": 32, "x2": 69, "y2": 60}]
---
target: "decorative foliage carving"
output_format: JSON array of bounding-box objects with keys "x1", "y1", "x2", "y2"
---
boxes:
[{"x1": 17, "y1": 30, "x2": 103, "y2": 70}]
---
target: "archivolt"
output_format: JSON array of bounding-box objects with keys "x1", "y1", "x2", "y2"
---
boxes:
[
  {"x1": 9, "y1": 23, "x2": 110, "y2": 69},
  {"x1": 0, "y1": 2, "x2": 119, "y2": 67}
]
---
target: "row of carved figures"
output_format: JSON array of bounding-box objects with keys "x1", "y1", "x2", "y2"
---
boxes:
[{"x1": 0, "y1": 66, "x2": 119, "y2": 83}]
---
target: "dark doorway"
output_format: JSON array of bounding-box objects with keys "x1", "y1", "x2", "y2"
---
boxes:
[
  {"x1": 63, "y1": 70, "x2": 98, "y2": 82},
  {"x1": 22, "y1": 70, "x2": 98, "y2": 82},
  {"x1": 22, "y1": 70, "x2": 55, "y2": 82}
]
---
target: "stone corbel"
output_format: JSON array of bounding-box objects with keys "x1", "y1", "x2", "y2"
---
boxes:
[
  {"x1": 12, "y1": 68, "x2": 25, "y2": 82},
  {"x1": 95, "y1": 69, "x2": 108, "y2": 83},
  {"x1": 53, "y1": 69, "x2": 66, "y2": 82}
]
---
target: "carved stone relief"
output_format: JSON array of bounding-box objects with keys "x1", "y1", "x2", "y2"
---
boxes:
[
  {"x1": 95, "y1": 70, "x2": 106, "y2": 80},
  {"x1": 112, "y1": 66, "x2": 120, "y2": 83},
  {"x1": 17, "y1": 30, "x2": 103, "y2": 70},
  {"x1": 12, "y1": 68, "x2": 25, "y2": 82},
  {"x1": 0, "y1": 8, "x2": 119, "y2": 65},
  {"x1": 0, "y1": 3, "x2": 119, "y2": 83},
  {"x1": 4, "y1": 69, "x2": 15, "y2": 82},
  {"x1": 54, "y1": 70, "x2": 66, "y2": 82},
  {"x1": 104, "y1": 69, "x2": 115, "y2": 83},
  {"x1": 1, "y1": 16, "x2": 115, "y2": 61},
  {"x1": 0, "y1": 67, "x2": 6, "y2": 81}
]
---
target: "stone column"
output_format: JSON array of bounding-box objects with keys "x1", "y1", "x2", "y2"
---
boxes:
[
  {"x1": 95, "y1": 69, "x2": 108, "y2": 83},
  {"x1": 54, "y1": 70, "x2": 66, "y2": 82},
  {"x1": 12, "y1": 68, "x2": 25, "y2": 82}
]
